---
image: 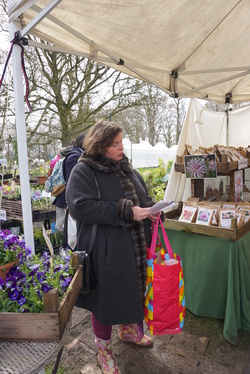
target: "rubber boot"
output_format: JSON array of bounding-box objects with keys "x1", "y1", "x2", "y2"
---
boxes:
[
  {"x1": 95, "y1": 336, "x2": 121, "y2": 374},
  {"x1": 117, "y1": 323, "x2": 153, "y2": 348}
]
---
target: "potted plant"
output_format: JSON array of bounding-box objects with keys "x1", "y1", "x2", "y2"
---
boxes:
[
  {"x1": 29, "y1": 165, "x2": 50, "y2": 184},
  {"x1": 0, "y1": 230, "x2": 25, "y2": 281}
]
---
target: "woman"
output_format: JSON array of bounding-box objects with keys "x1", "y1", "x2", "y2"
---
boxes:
[{"x1": 66, "y1": 120, "x2": 158, "y2": 374}]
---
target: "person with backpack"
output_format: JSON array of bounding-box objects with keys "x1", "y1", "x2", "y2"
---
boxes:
[{"x1": 45, "y1": 133, "x2": 85, "y2": 235}]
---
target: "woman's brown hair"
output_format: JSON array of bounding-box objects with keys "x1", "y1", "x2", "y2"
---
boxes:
[{"x1": 84, "y1": 120, "x2": 123, "y2": 155}]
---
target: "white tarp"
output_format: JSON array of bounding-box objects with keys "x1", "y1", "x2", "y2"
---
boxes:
[
  {"x1": 7, "y1": 0, "x2": 250, "y2": 104},
  {"x1": 164, "y1": 99, "x2": 250, "y2": 203}
]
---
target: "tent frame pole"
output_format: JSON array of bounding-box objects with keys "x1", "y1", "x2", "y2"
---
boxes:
[
  {"x1": 9, "y1": 21, "x2": 34, "y2": 253},
  {"x1": 226, "y1": 109, "x2": 229, "y2": 146}
]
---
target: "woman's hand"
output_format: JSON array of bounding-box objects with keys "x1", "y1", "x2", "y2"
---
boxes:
[
  {"x1": 132, "y1": 206, "x2": 151, "y2": 221},
  {"x1": 148, "y1": 212, "x2": 161, "y2": 222}
]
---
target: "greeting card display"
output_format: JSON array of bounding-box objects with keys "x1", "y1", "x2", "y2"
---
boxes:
[
  {"x1": 178, "y1": 205, "x2": 197, "y2": 223},
  {"x1": 195, "y1": 207, "x2": 214, "y2": 226},
  {"x1": 219, "y1": 208, "x2": 236, "y2": 228}
]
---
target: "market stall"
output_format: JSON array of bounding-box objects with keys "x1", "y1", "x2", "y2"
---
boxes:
[
  {"x1": 5, "y1": 0, "x2": 250, "y2": 351},
  {"x1": 164, "y1": 99, "x2": 250, "y2": 203},
  {"x1": 162, "y1": 99, "x2": 250, "y2": 344}
]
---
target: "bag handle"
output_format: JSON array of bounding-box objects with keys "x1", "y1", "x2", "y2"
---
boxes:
[
  {"x1": 159, "y1": 217, "x2": 174, "y2": 259},
  {"x1": 150, "y1": 216, "x2": 174, "y2": 259},
  {"x1": 151, "y1": 221, "x2": 163, "y2": 248}
]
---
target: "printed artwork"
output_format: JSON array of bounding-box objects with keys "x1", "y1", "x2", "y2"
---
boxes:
[
  {"x1": 184, "y1": 154, "x2": 217, "y2": 179},
  {"x1": 221, "y1": 211, "x2": 235, "y2": 219}
]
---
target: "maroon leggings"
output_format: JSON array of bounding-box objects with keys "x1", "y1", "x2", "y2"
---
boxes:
[
  {"x1": 91, "y1": 313, "x2": 144, "y2": 340},
  {"x1": 91, "y1": 313, "x2": 112, "y2": 340}
]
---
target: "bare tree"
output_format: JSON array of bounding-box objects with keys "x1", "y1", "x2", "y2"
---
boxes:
[
  {"x1": 23, "y1": 44, "x2": 149, "y2": 151},
  {"x1": 115, "y1": 85, "x2": 186, "y2": 147}
]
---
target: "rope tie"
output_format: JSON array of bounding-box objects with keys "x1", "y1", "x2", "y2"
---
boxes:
[{"x1": 0, "y1": 31, "x2": 32, "y2": 111}]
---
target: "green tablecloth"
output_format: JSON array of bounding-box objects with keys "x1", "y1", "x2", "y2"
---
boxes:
[{"x1": 160, "y1": 227, "x2": 250, "y2": 344}]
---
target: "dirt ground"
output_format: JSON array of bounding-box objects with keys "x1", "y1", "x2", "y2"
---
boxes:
[{"x1": 45, "y1": 307, "x2": 250, "y2": 374}]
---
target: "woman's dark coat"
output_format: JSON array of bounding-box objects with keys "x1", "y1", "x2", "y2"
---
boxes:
[{"x1": 66, "y1": 155, "x2": 152, "y2": 326}]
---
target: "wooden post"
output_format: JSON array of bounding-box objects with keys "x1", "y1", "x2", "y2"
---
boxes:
[
  {"x1": 229, "y1": 171, "x2": 235, "y2": 202},
  {"x1": 71, "y1": 253, "x2": 79, "y2": 270},
  {"x1": 194, "y1": 179, "x2": 204, "y2": 199}
]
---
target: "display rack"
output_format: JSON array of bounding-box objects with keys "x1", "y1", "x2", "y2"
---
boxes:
[{"x1": 175, "y1": 157, "x2": 250, "y2": 201}]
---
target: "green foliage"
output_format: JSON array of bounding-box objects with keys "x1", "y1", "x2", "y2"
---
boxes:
[
  {"x1": 34, "y1": 229, "x2": 63, "y2": 248},
  {"x1": 138, "y1": 159, "x2": 173, "y2": 202},
  {"x1": 29, "y1": 165, "x2": 49, "y2": 176},
  {"x1": 0, "y1": 230, "x2": 24, "y2": 265}
]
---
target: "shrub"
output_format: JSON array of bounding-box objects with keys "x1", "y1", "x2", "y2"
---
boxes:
[{"x1": 138, "y1": 159, "x2": 173, "y2": 202}]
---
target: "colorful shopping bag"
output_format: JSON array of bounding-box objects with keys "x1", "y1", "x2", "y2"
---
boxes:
[{"x1": 144, "y1": 216, "x2": 185, "y2": 335}]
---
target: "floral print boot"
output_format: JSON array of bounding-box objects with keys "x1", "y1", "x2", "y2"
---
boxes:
[
  {"x1": 117, "y1": 323, "x2": 153, "y2": 348},
  {"x1": 95, "y1": 336, "x2": 121, "y2": 374}
]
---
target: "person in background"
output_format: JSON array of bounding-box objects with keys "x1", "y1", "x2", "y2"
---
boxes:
[
  {"x1": 62, "y1": 133, "x2": 85, "y2": 248},
  {"x1": 47, "y1": 154, "x2": 60, "y2": 177},
  {"x1": 62, "y1": 133, "x2": 86, "y2": 187},
  {"x1": 45, "y1": 134, "x2": 85, "y2": 235},
  {"x1": 66, "y1": 120, "x2": 158, "y2": 374},
  {"x1": 54, "y1": 133, "x2": 85, "y2": 233}
]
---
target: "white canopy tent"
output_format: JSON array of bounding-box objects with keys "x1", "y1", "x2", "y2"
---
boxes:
[
  {"x1": 164, "y1": 99, "x2": 250, "y2": 203},
  {"x1": 8, "y1": 0, "x2": 250, "y2": 104},
  {"x1": 123, "y1": 140, "x2": 176, "y2": 169},
  {"x1": 6, "y1": 0, "x2": 250, "y2": 247}
]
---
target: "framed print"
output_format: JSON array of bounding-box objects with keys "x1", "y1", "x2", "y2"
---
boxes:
[
  {"x1": 195, "y1": 207, "x2": 214, "y2": 226},
  {"x1": 184, "y1": 154, "x2": 217, "y2": 179}
]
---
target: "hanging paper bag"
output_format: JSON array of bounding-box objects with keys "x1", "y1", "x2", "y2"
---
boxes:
[{"x1": 144, "y1": 216, "x2": 185, "y2": 335}]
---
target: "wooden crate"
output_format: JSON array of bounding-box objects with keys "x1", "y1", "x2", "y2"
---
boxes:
[
  {"x1": 0, "y1": 254, "x2": 83, "y2": 342},
  {"x1": 164, "y1": 213, "x2": 250, "y2": 241}
]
